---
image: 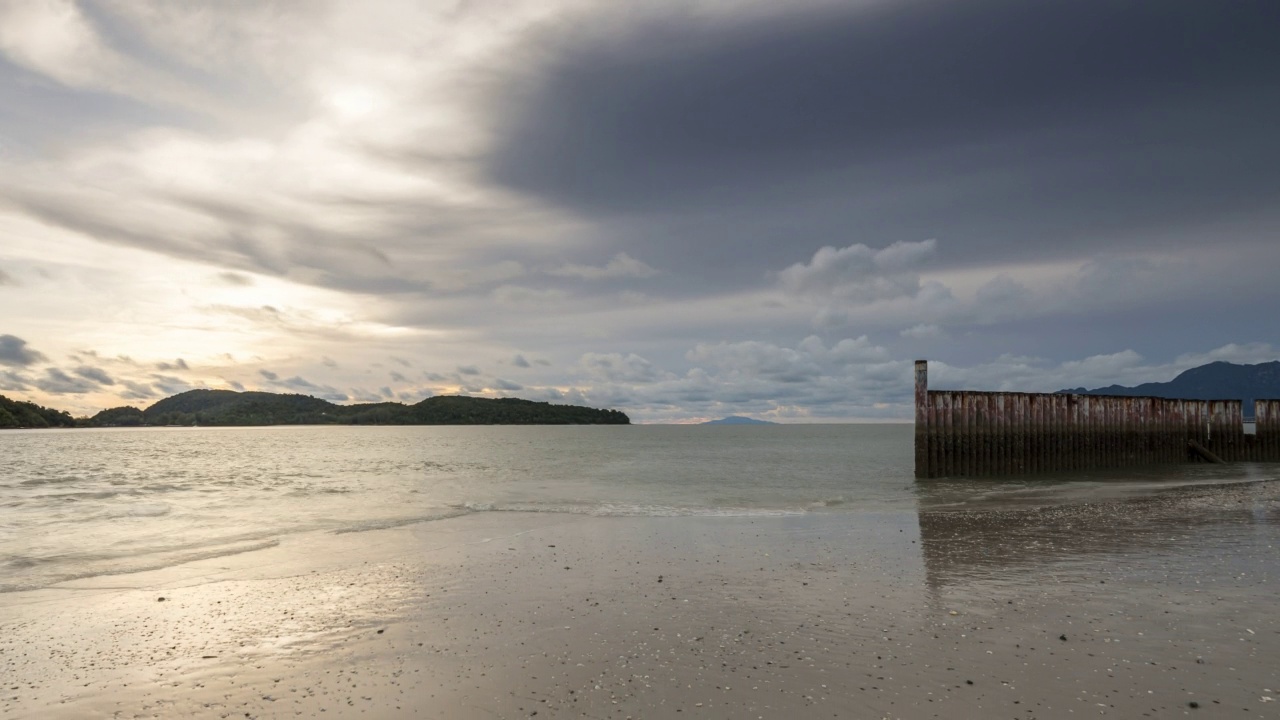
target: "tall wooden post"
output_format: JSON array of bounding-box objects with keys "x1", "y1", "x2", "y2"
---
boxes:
[{"x1": 914, "y1": 360, "x2": 929, "y2": 478}]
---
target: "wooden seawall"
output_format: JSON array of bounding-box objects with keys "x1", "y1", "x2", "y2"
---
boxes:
[{"x1": 914, "y1": 360, "x2": 1280, "y2": 478}]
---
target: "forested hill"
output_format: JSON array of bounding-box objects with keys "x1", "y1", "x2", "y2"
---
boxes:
[
  {"x1": 0, "y1": 390, "x2": 630, "y2": 428},
  {"x1": 1060, "y1": 360, "x2": 1280, "y2": 411},
  {"x1": 0, "y1": 395, "x2": 78, "y2": 428}
]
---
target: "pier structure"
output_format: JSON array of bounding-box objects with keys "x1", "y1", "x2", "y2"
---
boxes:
[{"x1": 914, "y1": 360, "x2": 1280, "y2": 478}]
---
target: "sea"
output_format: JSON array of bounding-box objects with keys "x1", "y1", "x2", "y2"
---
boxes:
[{"x1": 3, "y1": 424, "x2": 1276, "y2": 594}]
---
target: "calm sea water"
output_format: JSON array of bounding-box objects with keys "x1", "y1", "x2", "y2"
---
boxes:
[{"x1": 2, "y1": 424, "x2": 1275, "y2": 592}]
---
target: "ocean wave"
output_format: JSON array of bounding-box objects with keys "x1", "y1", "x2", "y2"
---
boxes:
[
  {"x1": 19, "y1": 476, "x2": 83, "y2": 487},
  {"x1": 286, "y1": 486, "x2": 354, "y2": 497},
  {"x1": 454, "y1": 500, "x2": 806, "y2": 518},
  {"x1": 52, "y1": 490, "x2": 130, "y2": 501},
  {"x1": 324, "y1": 501, "x2": 809, "y2": 537},
  {"x1": 104, "y1": 503, "x2": 171, "y2": 518},
  {"x1": 329, "y1": 509, "x2": 474, "y2": 534},
  {"x1": 0, "y1": 539, "x2": 281, "y2": 594}
]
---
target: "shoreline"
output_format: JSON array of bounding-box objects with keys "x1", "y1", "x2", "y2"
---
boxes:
[{"x1": 3, "y1": 481, "x2": 1279, "y2": 719}]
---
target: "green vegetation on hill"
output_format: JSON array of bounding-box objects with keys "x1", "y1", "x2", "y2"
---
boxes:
[
  {"x1": 0, "y1": 395, "x2": 77, "y2": 429},
  {"x1": 88, "y1": 389, "x2": 629, "y2": 427},
  {"x1": 1, "y1": 389, "x2": 629, "y2": 427},
  {"x1": 1060, "y1": 360, "x2": 1280, "y2": 412}
]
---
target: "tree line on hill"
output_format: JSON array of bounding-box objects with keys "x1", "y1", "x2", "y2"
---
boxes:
[
  {"x1": 1060, "y1": 360, "x2": 1280, "y2": 413},
  {"x1": 0, "y1": 389, "x2": 630, "y2": 428}
]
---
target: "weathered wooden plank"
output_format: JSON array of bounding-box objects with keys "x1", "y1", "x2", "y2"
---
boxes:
[{"x1": 914, "y1": 360, "x2": 929, "y2": 479}]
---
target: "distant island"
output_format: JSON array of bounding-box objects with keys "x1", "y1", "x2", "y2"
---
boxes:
[
  {"x1": 1059, "y1": 360, "x2": 1280, "y2": 412},
  {"x1": 702, "y1": 416, "x2": 778, "y2": 426},
  {"x1": 0, "y1": 389, "x2": 629, "y2": 429}
]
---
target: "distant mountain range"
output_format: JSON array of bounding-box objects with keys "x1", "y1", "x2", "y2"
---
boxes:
[
  {"x1": 1060, "y1": 360, "x2": 1280, "y2": 412},
  {"x1": 701, "y1": 416, "x2": 778, "y2": 425},
  {"x1": 0, "y1": 389, "x2": 629, "y2": 429}
]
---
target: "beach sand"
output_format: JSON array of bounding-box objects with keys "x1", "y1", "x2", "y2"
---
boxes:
[{"x1": 3, "y1": 480, "x2": 1278, "y2": 719}]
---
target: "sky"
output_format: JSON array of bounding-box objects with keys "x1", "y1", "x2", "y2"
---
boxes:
[{"x1": 1, "y1": 0, "x2": 1278, "y2": 423}]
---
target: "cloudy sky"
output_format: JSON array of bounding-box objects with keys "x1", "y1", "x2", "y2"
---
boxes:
[{"x1": 1, "y1": 0, "x2": 1277, "y2": 422}]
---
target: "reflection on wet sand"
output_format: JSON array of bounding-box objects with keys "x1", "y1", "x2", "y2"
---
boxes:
[{"x1": 915, "y1": 472, "x2": 1280, "y2": 592}]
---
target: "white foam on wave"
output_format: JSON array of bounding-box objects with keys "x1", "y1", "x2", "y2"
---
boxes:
[
  {"x1": 0, "y1": 539, "x2": 281, "y2": 594},
  {"x1": 329, "y1": 508, "x2": 474, "y2": 534},
  {"x1": 453, "y1": 500, "x2": 806, "y2": 518},
  {"x1": 105, "y1": 503, "x2": 171, "y2": 518}
]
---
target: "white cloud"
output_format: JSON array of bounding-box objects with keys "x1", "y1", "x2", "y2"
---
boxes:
[
  {"x1": 778, "y1": 239, "x2": 936, "y2": 302},
  {"x1": 0, "y1": 0, "x2": 131, "y2": 90},
  {"x1": 580, "y1": 352, "x2": 666, "y2": 383},
  {"x1": 900, "y1": 323, "x2": 943, "y2": 340},
  {"x1": 548, "y1": 252, "x2": 658, "y2": 280}
]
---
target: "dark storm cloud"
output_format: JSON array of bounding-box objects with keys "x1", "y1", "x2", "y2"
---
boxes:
[
  {"x1": 120, "y1": 380, "x2": 159, "y2": 400},
  {"x1": 150, "y1": 375, "x2": 194, "y2": 395},
  {"x1": 255, "y1": 371, "x2": 348, "y2": 402},
  {"x1": 0, "y1": 335, "x2": 46, "y2": 367},
  {"x1": 73, "y1": 366, "x2": 115, "y2": 386},
  {"x1": 488, "y1": 0, "x2": 1280, "y2": 268},
  {"x1": 35, "y1": 368, "x2": 97, "y2": 394},
  {"x1": 0, "y1": 369, "x2": 30, "y2": 391}
]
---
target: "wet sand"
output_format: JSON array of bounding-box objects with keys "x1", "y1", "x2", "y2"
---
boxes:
[{"x1": 3, "y1": 480, "x2": 1278, "y2": 719}]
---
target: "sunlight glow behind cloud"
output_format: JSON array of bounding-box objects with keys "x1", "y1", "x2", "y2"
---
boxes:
[{"x1": 0, "y1": 0, "x2": 1276, "y2": 420}]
